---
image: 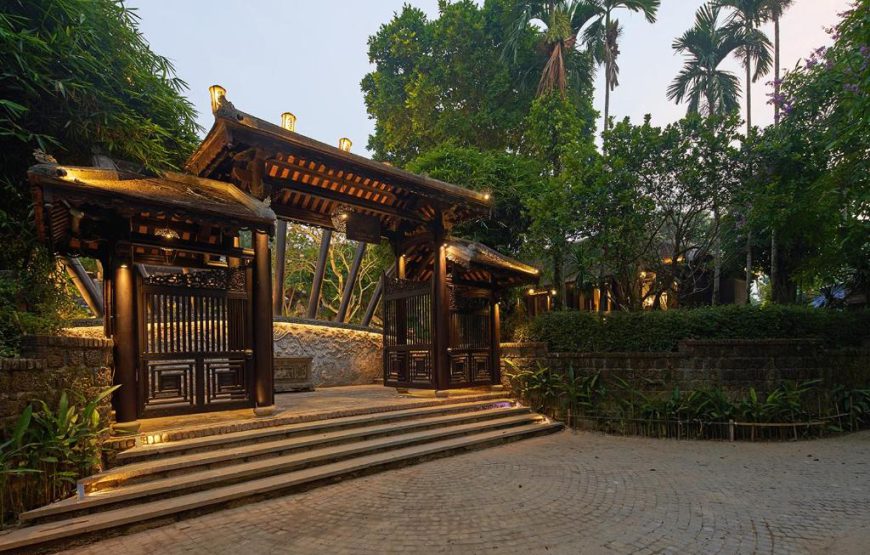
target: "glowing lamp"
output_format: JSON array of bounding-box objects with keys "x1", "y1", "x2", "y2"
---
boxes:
[
  {"x1": 483, "y1": 192, "x2": 491, "y2": 201},
  {"x1": 209, "y1": 85, "x2": 226, "y2": 114},
  {"x1": 281, "y1": 112, "x2": 297, "y2": 132},
  {"x1": 155, "y1": 227, "x2": 179, "y2": 240},
  {"x1": 550, "y1": 289, "x2": 557, "y2": 295},
  {"x1": 338, "y1": 137, "x2": 352, "y2": 152}
]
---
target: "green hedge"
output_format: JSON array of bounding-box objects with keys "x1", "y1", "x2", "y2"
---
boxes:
[{"x1": 512, "y1": 306, "x2": 870, "y2": 352}]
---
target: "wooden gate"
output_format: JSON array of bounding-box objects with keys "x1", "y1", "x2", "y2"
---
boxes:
[
  {"x1": 448, "y1": 294, "x2": 494, "y2": 387},
  {"x1": 383, "y1": 277, "x2": 433, "y2": 388},
  {"x1": 137, "y1": 267, "x2": 254, "y2": 417}
]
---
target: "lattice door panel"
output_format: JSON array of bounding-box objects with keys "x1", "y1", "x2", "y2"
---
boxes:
[
  {"x1": 383, "y1": 277, "x2": 434, "y2": 388},
  {"x1": 138, "y1": 268, "x2": 254, "y2": 416}
]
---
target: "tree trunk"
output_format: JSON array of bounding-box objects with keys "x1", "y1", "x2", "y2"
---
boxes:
[
  {"x1": 771, "y1": 17, "x2": 782, "y2": 296},
  {"x1": 553, "y1": 245, "x2": 565, "y2": 311},
  {"x1": 745, "y1": 44, "x2": 753, "y2": 305},
  {"x1": 712, "y1": 207, "x2": 721, "y2": 305},
  {"x1": 745, "y1": 52, "x2": 752, "y2": 136},
  {"x1": 604, "y1": 11, "x2": 611, "y2": 138},
  {"x1": 745, "y1": 228, "x2": 752, "y2": 305}
]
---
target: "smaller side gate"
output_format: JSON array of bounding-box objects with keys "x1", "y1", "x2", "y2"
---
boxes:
[
  {"x1": 447, "y1": 294, "x2": 494, "y2": 387},
  {"x1": 383, "y1": 277, "x2": 434, "y2": 388},
  {"x1": 137, "y1": 267, "x2": 255, "y2": 417}
]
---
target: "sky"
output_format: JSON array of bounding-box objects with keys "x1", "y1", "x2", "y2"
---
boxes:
[{"x1": 127, "y1": 0, "x2": 851, "y2": 156}]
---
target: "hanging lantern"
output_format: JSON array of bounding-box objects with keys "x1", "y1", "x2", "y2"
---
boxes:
[
  {"x1": 209, "y1": 85, "x2": 226, "y2": 114},
  {"x1": 338, "y1": 137, "x2": 352, "y2": 152},
  {"x1": 281, "y1": 112, "x2": 297, "y2": 132}
]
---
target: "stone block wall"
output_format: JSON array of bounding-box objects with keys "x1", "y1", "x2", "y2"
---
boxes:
[
  {"x1": 273, "y1": 318, "x2": 382, "y2": 387},
  {"x1": 65, "y1": 319, "x2": 385, "y2": 389},
  {"x1": 0, "y1": 335, "x2": 114, "y2": 428},
  {"x1": 501, "y1": 339, "x2": 870, "y2": 397}
]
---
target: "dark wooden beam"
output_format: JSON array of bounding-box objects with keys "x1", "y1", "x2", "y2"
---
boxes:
[
  {"x1": 306, "y1": 230, "x2": 332, "y2": 319},
  {"x1": 272, "y1": 219, "x2": 287, "y2": 316},
  {"x1": 267, "y1": 157, "x2": 399, "y2": 204},
  {"x1": 263, "y1": 175, "x2": 426, "y2": 225},
  {"x1": 336, "y1": 242, "x2": 366, "y2": 323},
  {"x1": 271, "y1": 204, "x2": 335, "y2": 230},
  {"x1": 490, "y1": 281, "x2": 501, "y2": 387},
  {"x1": 126, "y1": 233, "x2": 254, "y2": 259},
  {"x1": 111, "y1": 256, "x2": 138, "y2": 426},
  {"x1": 362, "y1": 264, "x2": 394, "y2": 327},
  {"x1": 431, "y1": 220, "x2": 450, "y2": 392},
  {"x1": 61, "y1": 256, "x2": 104, "y2": 318},
  {"x1": 252, "y1": 230, "x2": 274, "y2": 412}
]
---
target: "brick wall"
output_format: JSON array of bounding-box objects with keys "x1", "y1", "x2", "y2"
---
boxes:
[
  {"x1": 501, "y1": 339, "x2": 870, "y2": 397},
  {"x1": 0, "y1": 335, "x2": 114, "y2": 428}
]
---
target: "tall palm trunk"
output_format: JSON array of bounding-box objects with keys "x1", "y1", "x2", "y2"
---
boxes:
[
  {"x1": 770, "y1": 15, "x2": 780, "y2": 302},
  {"x1": 744, "y1": 31, "x2": 753, "y2": 305},
  {"x1": 603, "y1": 11, "x2": 611, "y2": 136},
  {"x1": 744, "y1": 46, "x2": 752, "y2": 135}
]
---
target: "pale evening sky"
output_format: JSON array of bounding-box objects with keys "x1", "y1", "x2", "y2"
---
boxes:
[{"x1": 128, "y1": 0, "x2": 851, "y2": 155}]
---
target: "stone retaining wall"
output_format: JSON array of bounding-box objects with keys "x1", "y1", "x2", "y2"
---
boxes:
[
  {"x1": 501, "y1": 339, "x2": 870, "y2": 396},
  {"x1": 273, "y1": 319, "x2": 382, "y2": 387},
  {"x1": 64, "y1": 319, "x2": 385, "y2": 389},
  {"x1": 0, "y1": 335, "x2": 114, "y2": 428}
]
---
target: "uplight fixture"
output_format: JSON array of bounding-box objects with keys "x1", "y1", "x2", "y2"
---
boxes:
[
  {"x1": 209, "y1": 85, "x2": 226, "y2": 114},
  {"x1": 281, "y1": 112, "x2": 297, "y2": 132}
]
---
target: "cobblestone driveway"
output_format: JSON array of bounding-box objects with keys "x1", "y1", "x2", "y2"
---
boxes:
[{"x1": 63, "y1": 430, "x2": 870, "y2": 555}]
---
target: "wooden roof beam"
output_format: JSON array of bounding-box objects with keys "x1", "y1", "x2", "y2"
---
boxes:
[
  {"x1": 267, "y1": 157, "x2": 400, "y2": 205},
  {"x1": 263, "y1": 175, "x2": 428, "y2": 225}
]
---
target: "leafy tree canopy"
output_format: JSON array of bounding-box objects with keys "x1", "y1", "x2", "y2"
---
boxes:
[
  {"x1": 0, "y1": 0, "x2": 201, "y2": 353},
  {"x1": 362, "y1": 0, "x2": 545, "y2": 164}
]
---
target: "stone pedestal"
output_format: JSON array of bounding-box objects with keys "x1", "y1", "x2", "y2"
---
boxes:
[{"x1": 274, "y1": 356, "x2": 314, "y2": 392}]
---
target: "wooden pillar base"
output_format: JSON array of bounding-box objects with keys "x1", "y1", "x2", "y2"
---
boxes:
[
  {"x1": 434, "y1": 390, "x2": 450, "y2": 398},
  {"x1": 395, "y1": 388, "x2": 410, "y2": 394},
  {"x1": 489, "y1": 385, "x2": 505, "y2": 392},
  {"x1": 253, "y1": 405, "x2": 277, "y2": 417}
]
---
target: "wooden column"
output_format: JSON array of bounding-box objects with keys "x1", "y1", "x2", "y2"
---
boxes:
[
  {"x1": 431, "y1": 224, "x2": 450, "y2": 393},
  {"x1": 362, "y1": 265, "x2": 393, "y2": 327},
  {"x1": 272, "y1": 220, "x2": 287, "y2": 316},
  {"x1": 490, "y1": 292, "x2": 502, "y2": 388},
  {"x1": 306, "y1": 230, "x2": 332, "y2": 319},
  {"x1": 252, "y1": 230, "x2": 275, "y2": 414},
  {"x1": 62, "y1": 256, "x2": 104, "y2": 318},
  {"x1": 111, "y1": 257, "x2": 138, "y2": 429},
  {"x1": 336, "y1": 242, "x2": 366, "y2": 322}
]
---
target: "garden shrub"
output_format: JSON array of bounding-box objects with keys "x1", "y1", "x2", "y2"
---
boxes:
[
  {"x1": 0, "y1": 386, "x2": 117, "y2": 525},
  {"x1": 513, "y1": 305, "x2": 870, "y2": 352}
]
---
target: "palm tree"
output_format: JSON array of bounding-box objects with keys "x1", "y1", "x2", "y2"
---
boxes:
[
  {"x1": 506, "y1": 1, "x2": 600, "y2": 96},
  {"x1": 667, "y1": 4, "x2": 742, "y2": 116},
  {"x1": 586, "y1": 1, "x2": 661, "y2": 134},
  {"x1": 716, "y1": 0, "x2": 773, "y2": 135},
  {"x1": 584, "y1": 0, "x2": 661, "y2": 131},
  {"x1": 765, "y1": 0, "x2": 793, "y2": 303},
  {"x1": 668, "y1": 5, "x2": 743, "y2": 305},
  {"x1": 766, "y1": 0, "x2": 793, "y2": 124},
  {"x1": 716, "y1": 1, "x2": 772, "y2": 305}
]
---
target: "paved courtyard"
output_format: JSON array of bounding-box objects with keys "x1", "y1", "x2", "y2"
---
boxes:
[{"x1": 62, "y1": 430, "x2": 870, "y2": 555}]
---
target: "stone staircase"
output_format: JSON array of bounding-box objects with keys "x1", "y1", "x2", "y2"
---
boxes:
[{"x1": 0, "y1": 396, "x2": 561, "y2": 553}]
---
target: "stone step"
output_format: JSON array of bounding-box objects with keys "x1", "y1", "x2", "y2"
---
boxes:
[
  {"x1": 23, "y1": 412, "x2": 543, "y2": 522},
  {"x1": 84, "y1": 406, "x2": 531, "y2": 493},
  {"x1": 1, "y1": 421, "x2": 562, "y2": 553},
  {"x1": 118, "y1": 398, "x2": 515, "y2": 464},
  {"x1": 126, "y1": 391, "x2": 512, "y2": 450}
]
